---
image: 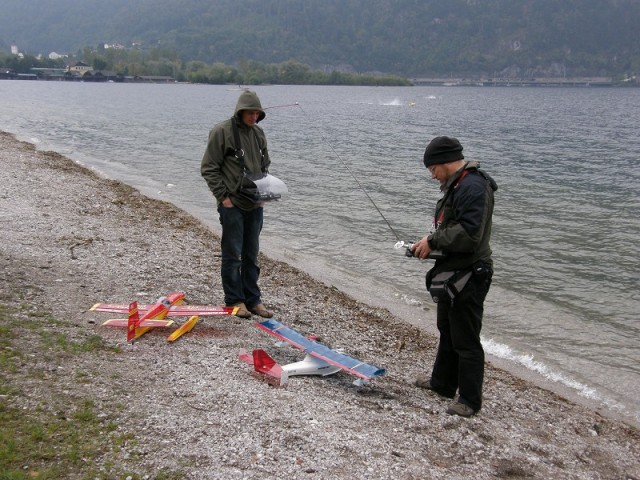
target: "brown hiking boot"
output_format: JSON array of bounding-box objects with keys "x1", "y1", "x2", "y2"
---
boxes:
[
  {"x1": 249, "y1": 303, "x2": 273, "y2": 318},
  {"x1": 446, "y1": 401, "x2": 477, "y2": 417},
  {"x1": 415, "y1": 374, "x2": 455, "y2": 399},
  {"x1": 415, "y1": 374, "x2": 433, "y2": 389},
  {"x1": 232, "y1": 302, "x2": 252, "y2": 319}
]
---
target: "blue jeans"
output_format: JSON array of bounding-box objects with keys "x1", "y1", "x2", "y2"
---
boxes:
[{"x1": 217, "y1": 205, "x2": 264, "y2": 308}]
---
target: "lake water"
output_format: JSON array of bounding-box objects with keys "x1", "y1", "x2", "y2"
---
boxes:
[{"x1": 1, "y1": 81, "x2": 638, "y2": 427}]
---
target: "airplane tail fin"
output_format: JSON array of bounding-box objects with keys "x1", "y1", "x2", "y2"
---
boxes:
[
  {"x1": 239, "y1": 349, "x2": 288, "y2": 385},
  {"x1": 127, "y1": 301, "x2": 140, "y2": 342}
]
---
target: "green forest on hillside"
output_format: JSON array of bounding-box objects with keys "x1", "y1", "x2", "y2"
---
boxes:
[
  {"x1": 1, "y1": 0, "x2": 639, "y2": 79},
  {"x1": 0, "y1": 48, "x2": 411, "y2": 85}
]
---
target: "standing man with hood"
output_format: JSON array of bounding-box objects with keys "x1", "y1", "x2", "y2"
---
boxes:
[
  {"x1": 201, "y1": 90, "x2": 274, "y2": 319},
  {"x1": 410, "y1": 136, "x2": 497, "y2": 417}
]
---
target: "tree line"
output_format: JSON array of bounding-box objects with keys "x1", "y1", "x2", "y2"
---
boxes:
[
  {"x1": 0, "y1": 47, "x2": 410, "y2": 86},
  {"x1": 1, "y1": 0, "x2": 639, "y2": 79}
]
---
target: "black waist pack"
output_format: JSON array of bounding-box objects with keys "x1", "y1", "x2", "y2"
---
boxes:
[
  {"x1": 236, "y1": 173, "x2": 265, "y2": 204},
  {"x1": 425, "y1": 268, "x2": 472, "y2": 303}
]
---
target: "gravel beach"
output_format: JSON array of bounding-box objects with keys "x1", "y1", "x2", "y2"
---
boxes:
[{"x1": 1, "y1": 130, "x2": 638, "y2": 479}]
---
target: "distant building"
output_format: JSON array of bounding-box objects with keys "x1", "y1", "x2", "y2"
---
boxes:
[
  {"x1": 78, "y1": 70, "x2": 122, "y2": 82},
  {"x1": 130, "y1": 75, "x2": 177, "y2": 83},
  {"x1": 49, "y1": 52, "x2": 68, "y2": 60},
  {"x1": 11, "y1": 45, "x2": 18, "y2": 55},
  {"x1": 30, "y1": 67, "x2": 67, "y2": 80},
  {"x1": 67, "y1": 61, "x2": 93, "y2": 74},
  {"x1": 0, "y1": 69, "x2": 17, "y2": 79}
]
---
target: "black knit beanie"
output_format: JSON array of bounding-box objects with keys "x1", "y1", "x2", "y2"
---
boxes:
[{"x1": 423, "y1": 136, "x2": 464, "y2": 167}]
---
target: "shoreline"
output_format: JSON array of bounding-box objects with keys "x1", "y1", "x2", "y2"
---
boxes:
[
  {"x1": 2, "y1": 129, "x2": 639, "y2": 478},
  {"x1": 86, "y1": 125, "x2": 636, "y2": 430},
  {"x1": 3, "y1": 77, "x2": 638, "y2": 88},
  {"x1": 11, "y1": 125, "x2": 634, "y2": 428}
]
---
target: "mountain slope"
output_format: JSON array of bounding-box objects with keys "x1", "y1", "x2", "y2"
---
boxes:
[{"x1": 1, "y1": 0, "x2": 638, "y2": 77}]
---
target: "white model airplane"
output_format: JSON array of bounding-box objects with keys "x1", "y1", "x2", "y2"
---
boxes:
[{"x1": 239, "y1": 319, "x2": 385, "y2": 386}]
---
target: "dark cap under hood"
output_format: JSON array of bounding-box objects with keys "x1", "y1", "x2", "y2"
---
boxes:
[{"x1": 234, "y1": 90, "x2": 266, "y2": 123}]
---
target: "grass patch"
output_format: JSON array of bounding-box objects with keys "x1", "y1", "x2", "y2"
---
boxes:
[
  {"x1": 0, "y1": 325, "x2": 20, "y2": 375},
  {"x1": 0, "y1": 301, "x2": 185, "y2": 479},
  {"x1": 0, "y1": 399, "x2": 109, "y2": 479},
  {"x1": 38, "y1": 330, "x2": 121, "y2": 354}
]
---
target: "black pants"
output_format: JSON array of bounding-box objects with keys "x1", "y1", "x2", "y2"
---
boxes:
[{"x1": 430, "y1": 268, "x2": 492, "y2": 412}]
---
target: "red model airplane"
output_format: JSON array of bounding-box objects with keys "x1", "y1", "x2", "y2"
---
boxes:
[{"x1": 91, "y1": 292, "x2": 238, "y2": 342}]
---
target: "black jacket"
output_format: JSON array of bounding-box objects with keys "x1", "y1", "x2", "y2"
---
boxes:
[{"x1": 428, "y1": 161, "x2": 498, "y2": 273}]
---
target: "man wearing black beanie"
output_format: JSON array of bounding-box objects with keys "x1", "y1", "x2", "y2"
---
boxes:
[{"x1": 411, "y1": 136, "x2": 498, "y2": 417}]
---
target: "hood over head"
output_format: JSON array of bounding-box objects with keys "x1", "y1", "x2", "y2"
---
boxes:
[{"x1": 234, "y1": 90, "x2": 266, "y2": 123}]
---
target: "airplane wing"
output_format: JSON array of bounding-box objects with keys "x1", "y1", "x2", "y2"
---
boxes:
[
  {"x1": 91, "y1": 303, "x2": 152, "y2": 314},
  {"x1": 91, "y1": 303, "x2": 237, "y2": 316},
  {"x1": 256, "y1": 319, "x2": 385, "y2": 381},
  {"x1": 101, "y1": 318, "x2": 174, "y2": 328},
  {"x1": 167, "y1": 315, "x2": 199, "y2": 342},
  {"x1": 165, "y1": 305, "x2": 238, "y2": 316}
]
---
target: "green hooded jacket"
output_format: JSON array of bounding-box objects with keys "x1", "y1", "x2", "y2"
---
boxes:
[{"x1": 201, "y1": 90, "x2": 271, "y2": 211}]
